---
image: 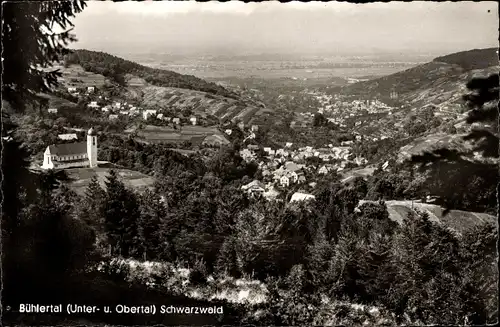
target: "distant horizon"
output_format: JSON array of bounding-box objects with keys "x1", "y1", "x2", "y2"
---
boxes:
[
  {"x1": 70, "y1": 1, "x2": 498, "y2": 58},
  {"x1": 68, "y1": 46, "x2": 497, "y2": 63}
]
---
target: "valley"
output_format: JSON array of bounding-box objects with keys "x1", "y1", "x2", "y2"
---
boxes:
[{"x1": 4, "y1": 36, "x2": 498, "y2": 327}]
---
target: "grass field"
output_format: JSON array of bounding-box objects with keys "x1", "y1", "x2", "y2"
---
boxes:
[
  {"x1": 65, "y1": 165, "x2": 154, "y2": 195},
  {"x1": 130, "y1": 124, "x2": 224, "y2": 144},
  {"x1": 398, "y1": 133, "x2": 472, "y2": 162},
  {"x1": 359, "y1": 199, "x2": 496, "y2": 233},
  {"x1": 58, "y1": 64, "x2": 107, "y2": 88}
]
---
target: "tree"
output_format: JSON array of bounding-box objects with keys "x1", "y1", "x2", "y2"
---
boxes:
[
  {"x1": 103, "y1": 170, "x2": 140, "y2": 257},
  {"x1": 2, "y1": 1, "x2": 87, "y2": 111},
  {"x1": 214, "y1": 236, "x2": 241, "y2": 278},
  {"x1": 458, "y1": 223, "x2": 498, "y2": 324},
  {"x1": 313, "y1": 112, "x2": 328, "y2": 127},
  {"x1": 137, "y1": 189, "x2": 165, "y2": 260}
]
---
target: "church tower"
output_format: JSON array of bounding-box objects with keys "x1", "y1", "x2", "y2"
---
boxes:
[{"x1": 87, "y1": 127, "x2": 98, "y2": 168}]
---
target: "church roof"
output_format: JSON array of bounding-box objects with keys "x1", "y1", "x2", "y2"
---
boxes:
[{"x1": 48, "y1": 142, "x2": 87, "y2": 156}]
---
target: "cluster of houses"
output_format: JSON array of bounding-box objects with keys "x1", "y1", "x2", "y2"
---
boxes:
[
  {"x1": 239, "y1": 142, "x2": 368, "y2": 193},
  {"x1": 240, "y1": 179, "x2": 316, "y2": 204},
  {"x1": 84, "y1": 96, "x2": 200, "y2": 126},
  {"x1": 67, "y1": 85, "x2": 95, "y2": 97}
]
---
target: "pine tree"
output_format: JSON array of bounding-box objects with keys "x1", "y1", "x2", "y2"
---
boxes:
[
  {"x1": 215, "y1": 236, "x2": 241, "y2": 278},
  {"x1": 138, "y1": 189, "x2": 165, "y2": 260},
  {"x1": 357, "y1": 232, "x2": 395, "y2": 304},
  {"x1": 80, "y1": 176, "x2": 106, "y2": 224},
  {"x1": 103, "y1": 169, "x2": 140, "y2": 257}
]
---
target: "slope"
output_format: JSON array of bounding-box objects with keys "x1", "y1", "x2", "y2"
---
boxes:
[
  {"x1": 336, "y1": 48, "x2": 498, "y2": 109},
  {"x1": 62, "y1": 49, "x2": 269, "y2": 124},
  {"x1": 333, "y1": 48, "x2": 498, "y2": 160},
  {"x1": 359, "y1": 200, "x2": 496, "y2": 234}
]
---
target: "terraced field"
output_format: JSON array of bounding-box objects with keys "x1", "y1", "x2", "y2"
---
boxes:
[
  {"x1": 136, "y1": 85, "x2": 266, "y2": 124},
  {"x1": 58, "y1": 64, "x2": 107, "y2": 88},
  {"x1": 56, "y1": 56, "x2": 270, "y2": 125}
]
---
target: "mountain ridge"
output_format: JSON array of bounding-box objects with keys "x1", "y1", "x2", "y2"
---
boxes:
[
  {"x1": 62, "y1": 49, "x2": 269, "y2": 124},
  {"x1": 334, "y1": 47, "x2": 498, "y2": 103}
]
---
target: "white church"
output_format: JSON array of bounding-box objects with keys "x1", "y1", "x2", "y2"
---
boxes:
[{"x1": 41, "y1": 127, "x2": 98, "y2": 170}]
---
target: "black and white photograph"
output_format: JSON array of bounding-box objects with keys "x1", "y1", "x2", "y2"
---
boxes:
[{"x1": 1, "y1": 1, "x2": 499, "y2": 326}]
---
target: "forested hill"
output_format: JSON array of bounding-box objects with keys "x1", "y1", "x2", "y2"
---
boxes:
[
  {"x1": 432, "y1": 47, "x2": 498, "y2": 70},
  {"x1": 333, "y1": 47, "x2": 498, "y2": 103},
  {"x1": 64, "y1": 49, "x2": 238, "y2": 99}
]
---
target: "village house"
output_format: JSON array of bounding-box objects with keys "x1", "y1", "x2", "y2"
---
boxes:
[
  {"x1": 109, "y1": 114, "x2": 119, "y2": 120},
  {"x1": 275, "y1": 149, "x2": 288, "y2": 157},
  {"x1": 58, "y1": 133, "x2": 78, "y2": 141},
  {"x1": 285, "y1": 142, "x2": 293, "y2": 148},
  {"x1": 143, "y1": 109, "x2": 157, "y2": 120},
  {"x1": 41, "y1": 127, "x2": 98, "y2": 170},
  {"x1": 67, "y1": 87, "x2": 77, "y2": 93},
  {"x1": 172, "y1": 117, "x2": 181, "y2": 125},
  {"x1": 240, "y1": 149, "x2": 255, "y2": 162},
  {"x1": 290, "y1": 192, "x2": 315, "y2": 203},
  {"x1": 382, "y1": 161, "x2": 390, "y2": 171},
  {"x1": 87, "y1": 86, "x2": 95, "y2": 93},
  {"x1": 280, "y1": 175, "x2": 290, "y2": 187},
  {"x1": 225, "y1": 129, "x2": 232, "y2": 135},
  {"x1": 88, "y1": 101, "x2": 100, "y2": 109},
  {"x1": 47, "y1": 108, "x2": 58, "y2": 114},
  {"x1": 190, "y1": 117, "x2": 197, "y2": 125},
  {"x1": 251, "y1": 125, "x2": 259, "y2": 132},
  {"x1": 241, "y1": 180, "x2": 266, "y2": 198},
  {"x1": 318, "y1": 165, "x2": 330, "y2": 175}
]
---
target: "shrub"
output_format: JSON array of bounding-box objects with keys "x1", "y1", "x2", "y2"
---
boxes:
[{"x1": 189, "y1": 258, "x2": 208, "y2": 285}]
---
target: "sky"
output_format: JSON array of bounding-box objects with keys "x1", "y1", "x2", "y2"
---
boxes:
[{"x1": 70, "y1": 0, "x2": 499, "y2": 56}]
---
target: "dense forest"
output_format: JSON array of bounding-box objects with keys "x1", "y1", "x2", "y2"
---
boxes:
[
  {"x1": 16, "y1": 152, "x2": 494, "y2": 325},
  {"x1": 64, "y1": 49, "x2": 239, "y2": 99},
  {"x1": 433, "y1": 47, "x2": 498, "y2": 70}
]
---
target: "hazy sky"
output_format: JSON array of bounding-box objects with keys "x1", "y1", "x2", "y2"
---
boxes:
[{"x1": 70, "y1": 0, "x2": 499, "y2": 56}]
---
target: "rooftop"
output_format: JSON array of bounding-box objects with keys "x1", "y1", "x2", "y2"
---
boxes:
[{"x1": 48, "y1": 142, "x2": 87, "y2": 156}]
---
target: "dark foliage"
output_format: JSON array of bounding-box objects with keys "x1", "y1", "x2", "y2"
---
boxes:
[
  {"x1": 433, "y1": 47, "x2": 498, "y2": 71},
  {"x1": 2, "y1": 1, "x2": 87, "y2": 111}
]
